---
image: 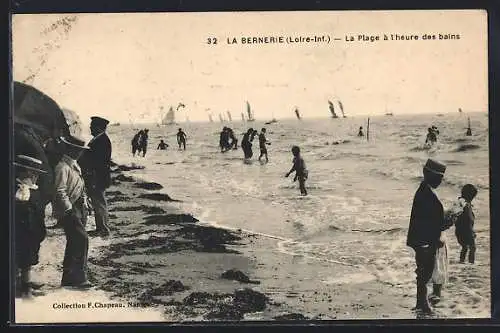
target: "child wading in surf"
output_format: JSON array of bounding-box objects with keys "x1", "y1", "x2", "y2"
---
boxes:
[
  {"x1": 446, "y1": 184, "x2": 478, "y2": 264},
  {"x1": 285, "y1": 146, "x2": 308, "y2": 196}
]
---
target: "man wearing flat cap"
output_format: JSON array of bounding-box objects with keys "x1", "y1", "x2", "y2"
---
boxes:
[
  {"x1": 54, "y1": 136, "x2": 92, "y2": 289},
  {"x1": 407, "y1": 159, "x2": 453, "y2": 315},
  {"x1": 83, "y1": 116, "x2": 112, "y2": 237},
  {"x1": 14, "y1": 154, "x2": 48, "y2": 297}
]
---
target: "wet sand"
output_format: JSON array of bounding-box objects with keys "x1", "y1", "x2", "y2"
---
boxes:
[{"x1": 15, "y1": 162, "x2": 489, "y2": 323}]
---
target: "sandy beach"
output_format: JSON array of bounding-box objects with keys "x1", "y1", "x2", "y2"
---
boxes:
[{"x1": 15, "y1": 156, "x2": 490, "y2": 322}]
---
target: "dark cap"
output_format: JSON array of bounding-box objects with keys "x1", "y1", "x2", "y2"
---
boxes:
[
  {"x1": 59, "y1": 136, "x2": 89, "y2": 150},
  {"x1": 91, "y1": 116, "x2": 110, "y2": 128},
  {"x1": 424, "y1": 159, "x2": 446, "y2": 176},
  {"x1": 14, "y1": 154, "x2": 47, "y2": 173}
]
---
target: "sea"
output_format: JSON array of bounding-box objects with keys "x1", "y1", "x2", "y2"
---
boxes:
[{"x1": 105, "y1": 112, "x2": 490, "y2": 312}]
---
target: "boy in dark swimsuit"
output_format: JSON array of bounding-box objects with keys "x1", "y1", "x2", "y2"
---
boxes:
[{"x1": 285, "y1": 146, "x2": 308, "y2": 195}]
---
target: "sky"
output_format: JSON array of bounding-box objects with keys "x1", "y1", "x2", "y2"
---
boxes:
[{"x1": 12, "y1": 10, "x2": 488, "y2": 125}]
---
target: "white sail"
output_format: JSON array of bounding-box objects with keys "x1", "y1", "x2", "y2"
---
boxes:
[
  {"x1": 241, "y1": 112, "x2": 245, "y2": 122},
  {"x1": 328, "y1": 100, "x2": 338, "y2": 118},
  {"x1": 294, "y1": 108, "x2": 301, "y2": 120},
  {"x1": 246, "y1": 101, "x2": 255, "y2": 121},
  {"x1": 208, "y1": 114, "x2": 214, "y2": 123},
  {"x1": 219, "y1": 113, "x2": 224, "y2": 123},
  {"x1": 338, "y1": 100, "x2": 346, "y2": 118},
  {"x1": 227, "y1": 111, "x2": 232, "y2": 122},
  {"x1": 162, "y1": 106, "x2": 175, "y2": 125}
]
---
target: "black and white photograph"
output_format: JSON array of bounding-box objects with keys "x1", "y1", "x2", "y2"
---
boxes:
[{"x1": 10, "y1": 10, "x2": 489, "y2": 323}]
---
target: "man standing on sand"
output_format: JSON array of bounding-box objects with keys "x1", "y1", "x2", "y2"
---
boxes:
[
  {"x1": 54, "y1": 136, "x2": 92, "y2": 289},
  {"x1": 84, "y1": 116, "x2": 112, "y2": 237},
  {"x1": 407, "y1": 159, "x2": 453, "y2": 315}
]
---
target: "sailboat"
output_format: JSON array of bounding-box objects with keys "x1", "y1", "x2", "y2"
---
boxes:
[
  {"x1": 466, "y1": 117, "x2": 472, "y2": 136},
  {"x1": 459, "y1": 108, "x2": 463, "y2": 113},
  {"x1": 328, "y1": 100, "x2": 338, "y2": 118},
  {"x1": 246, "y1": 101, "x2": 255, "y2": 122},
  {"x1": 208, "y1": 114, "x2": 214, "y2": 123},
  {"x1": 295, "y1": 108, "x2": 301, "y2": 120},
  {"x1": 161, "y1": 106, "x2": 176, "y2": 125},
  {"x1": 338, "y1": 100, "x2": 347, "y2": 118},
  {"x1": 227, "y1": 111, "x2": 232, "y2": 122},
  {"x1": 241, "y1": 112, "x2": 245, "y2": 122},
  {"x1": 219, "y1": 113, "x2": 224, "y2": 123}
]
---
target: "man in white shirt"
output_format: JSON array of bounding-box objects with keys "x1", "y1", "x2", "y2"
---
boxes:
[{"x1": 53, "y1": 135, "x2": 92, "y2": 289}]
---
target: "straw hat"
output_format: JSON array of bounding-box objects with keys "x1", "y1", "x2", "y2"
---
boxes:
[
  {"x1": 14, "y1": 155, "x2": 47, "y2": 173},
  {"x1": 59, "y1": 136, "x2": 90, "y2": 150}
]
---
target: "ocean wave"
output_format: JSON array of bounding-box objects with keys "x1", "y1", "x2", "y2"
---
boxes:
[
  {"x1": 442, "y1": 159, "x2": 465, "y2": 166},
  {"x1": 349, "y1": 227, "x2": 406, "y2": 234},
  {"x1": 409, "y1": 145, "x2": 434, "y2": 152},
  {"x1": 454, "y1": 144, "x2": 481, "y2": 152}
]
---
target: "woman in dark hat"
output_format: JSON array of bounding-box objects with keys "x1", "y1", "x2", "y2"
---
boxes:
[
  {"x1": 14, "y1": 154, "x2": 48, "y2": 297},
  {"x1": 407, "y1": 159, "x2": 453, "y2": 315},
  {"x1": 54, "y1": 136, "x2": 93, "y2": 289}
]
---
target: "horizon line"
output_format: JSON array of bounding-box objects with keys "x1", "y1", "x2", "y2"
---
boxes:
[{"x1": 107, "y1": 110, "x2": 487, "y2": 125}]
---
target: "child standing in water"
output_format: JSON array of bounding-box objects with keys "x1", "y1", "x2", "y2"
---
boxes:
[
  {"x1": 446, "y1": 184, "x2": 478, "y2": 264},
  {"x1": 285, "y1": 146, "x2": 308, "y2": 196}
]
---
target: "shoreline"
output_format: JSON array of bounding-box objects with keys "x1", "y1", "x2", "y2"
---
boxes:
[{"x1": 15, "y1": 160, "x2": 490, "y2": 323}]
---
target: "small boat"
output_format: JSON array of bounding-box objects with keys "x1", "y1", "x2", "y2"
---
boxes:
[
  {"x1": 385, "y1": 112, "x2": 394, "y2": 116},
  {"x1": 265, "y1": 118, "x2": 278, "y2": 125}
]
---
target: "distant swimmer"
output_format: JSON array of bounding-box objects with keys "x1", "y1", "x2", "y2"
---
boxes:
[
  {"x1": 139, "y1": 129, "x2": 149, "y2": 157},
  {"x1": 220, "y1": 127, "x2": 230, "y2": 153},
  {"x1": 285, "y1": 145, "x2": 308, "y2": 196},
  {"x1": 131, "y1": 131, "x2": 141, "y2": 156},
  {"x1": 157, "y1": 139, "x2": 169, "y2": 150},
  {"x1": 137, "y1": 129, "x2": 149, "y2": 157},
  {"x1": 258, "y1": 128, "x2": 271, "y2": 163},
  {"x1": 177, "y1": 128, "x2": 187, "y2": 150},
  {"x1": 425, "y1": 127, "x2": 438, "y2": 145},
  {"x1": 358, "y1": 126, "x2": 364, "y2": 137},
  {"x1": 228, "y1": 127, "x2": 238, "y2": 149},
  {"x1": 241, "y1": 128, "x2": 254, "y2": 160},
  {"x1": 251, "y1": 129, "x2": 258, "y2": 142}
]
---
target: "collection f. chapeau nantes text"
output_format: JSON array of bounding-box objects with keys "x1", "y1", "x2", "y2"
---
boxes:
[
  {"x1": 52, "y1": 301, "x2": 156, "y2": 310},
  {"x1": 206, "y1": 33, "x2": 461, "y2": 45}
]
